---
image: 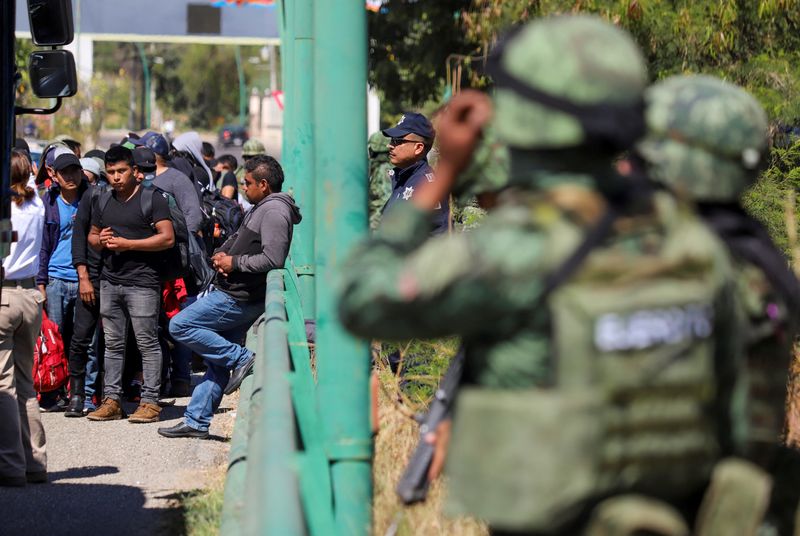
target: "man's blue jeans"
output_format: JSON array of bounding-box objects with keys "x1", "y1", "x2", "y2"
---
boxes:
[
  {"x1": 45, "y1": 277, "x2": 78, "y2": 343},
  {"x1": 169, "y1": 290, "x2": 262, "y2": 432},
  {"x1": 169, "y1": 295, "x2": 197, "y2": 384}
]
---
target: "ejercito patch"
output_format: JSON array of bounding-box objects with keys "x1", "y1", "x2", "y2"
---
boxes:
[{"x1": 594, "y1": 304, "x2": 714, "y2": 353}]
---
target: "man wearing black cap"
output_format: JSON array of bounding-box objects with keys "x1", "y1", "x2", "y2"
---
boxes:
[
  {"x1": 36, "y1": 151, "x2": 88, "y2": 411},
  {"x1": 142, "y1": 138, "x2": 207, "y2": 397},
  {"x1": 381, "y1": 112, "x2": 450, "y2": 235}
]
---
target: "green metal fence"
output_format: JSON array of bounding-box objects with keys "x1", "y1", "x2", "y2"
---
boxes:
[{"x1": 221, "y1": 267, "x2": 347, "y2": 535}]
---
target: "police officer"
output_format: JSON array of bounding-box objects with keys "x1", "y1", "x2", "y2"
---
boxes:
[
  {"x1": 637, "y1": 75, "x2": 800, "y2": 534},
  {"x1": 367, "y1": 131, "x2": 393, "y2": 230},
  {"x1": 381, "y1": 112, "x2": 450, "y2": 235},
  {"x1": 339, "y1": 15, "x2": 736, "y2": 534}
]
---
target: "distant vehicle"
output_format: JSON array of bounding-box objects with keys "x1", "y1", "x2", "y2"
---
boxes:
[
  {"x1": 219, "y1": 124, "x2": 248, "y2": 147},
  {"x1": 25, "y1": 139, "x2": 46, "y2": 167}
]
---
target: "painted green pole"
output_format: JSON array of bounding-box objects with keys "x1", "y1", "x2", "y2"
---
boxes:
[
  {"x1": 288, "y1": 0, "x2": 316, "y2": 321},
  {"x1": 279, "y1": 0, "x2": 295, "y2": 171},
  {"x1": 134, "y1": 42, "x2": 150, "y2": 129},
  {"x1": 312, "y1": 1, "x2": 372, "y2": 534},
  {"x1": 234, "y1": 45, "x2": 247, "y2": 127}
]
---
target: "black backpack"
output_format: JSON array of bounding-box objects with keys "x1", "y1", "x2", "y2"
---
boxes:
[
  {"x1": 97, "y1": 186, "x2": 213, "y2": 291},
  {"x1": 201, "y1": 189, "x2": 244, "y2": 250}
]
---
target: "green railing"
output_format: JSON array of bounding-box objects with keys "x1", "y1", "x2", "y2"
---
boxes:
[{"x1": 221, "y1": 267, "x2": 339, "y2": 536}]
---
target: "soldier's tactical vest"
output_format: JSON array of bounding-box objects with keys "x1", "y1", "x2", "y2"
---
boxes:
[{"x1": 446, "y1": 192, "x2": 732, "y2": 532}]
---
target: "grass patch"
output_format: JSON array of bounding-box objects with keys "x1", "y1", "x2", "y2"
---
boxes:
[
  {"x1": 372, "y1": 339, "x2": 488, "y2": 536},
  {"x1": 177, "y1": 475, "x2": 225, "y2": 536}
]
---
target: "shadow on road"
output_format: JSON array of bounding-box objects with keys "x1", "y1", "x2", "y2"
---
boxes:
[
  {"x1": 48, "y1": 465, "x2": 119, "y2": 482},
  {"x1": 0, "y1": 482, "x2": 185, "y2": 536}
]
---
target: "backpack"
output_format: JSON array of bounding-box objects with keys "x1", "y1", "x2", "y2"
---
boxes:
[
  {"x1": 97, "y1": 186, "x2": 211, "y2": 291},
  {"x1": 33, "y1": 311, "x2": 69, "y2": 393},
  {"x1": 445, "y1": 191, "x2": 732, "y2": 531},
  {"x1": 698, "y1": 205, "x2": 800, "y2": 452},
  {"x1": 201, "y1": 189, "x2": 243, "y2": 250}
]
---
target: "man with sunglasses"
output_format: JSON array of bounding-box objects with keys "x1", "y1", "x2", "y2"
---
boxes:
[{"x1": 381, "y1": 112, "x2": 450, "y2": 235}]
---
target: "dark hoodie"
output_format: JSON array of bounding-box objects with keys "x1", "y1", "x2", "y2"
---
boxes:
[{"x1": 214, "y1": 192, "x2": 302, "y2": 302}]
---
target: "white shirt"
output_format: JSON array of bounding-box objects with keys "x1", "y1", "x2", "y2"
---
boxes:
[{"x1": 3, "y1": 176, "x2": 45, "y2": 280}]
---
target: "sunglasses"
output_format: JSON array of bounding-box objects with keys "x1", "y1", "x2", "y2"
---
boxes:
[{"x1": 389, "y1": 137, "x2": 420, "y2": 147}]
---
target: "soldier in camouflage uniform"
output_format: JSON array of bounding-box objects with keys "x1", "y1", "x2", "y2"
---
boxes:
[
  {"x1": 638, "y1": 75, "x2": 800, "y2": 535},
  {"x1": 367, "y1": 131, "x2": 393, "y2": 230},
  {"x1": 339, "y1": 16, "x2": 737, "y2": 534},
  {"x1": 235, "y1": 138, "x2": 266, "y2": 182}
]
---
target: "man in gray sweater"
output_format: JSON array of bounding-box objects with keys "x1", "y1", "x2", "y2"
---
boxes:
[{"x1": 158, "y1": 155, "x2": 301, "y2": 438}]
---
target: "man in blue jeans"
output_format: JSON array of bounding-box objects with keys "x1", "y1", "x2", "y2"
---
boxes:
[
  {"x1": 37, "y1": 150, "x2": 87, "y2": 411},
  {"x1": 158, "y1": 155, "x2": 301, "y2": 439}
]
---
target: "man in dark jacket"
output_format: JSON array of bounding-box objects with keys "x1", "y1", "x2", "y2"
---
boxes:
[
  {"x1": 158, "y1": 155, "x2": 301, "y2": 439},
  {"x1": 64, "y1": 165, "x2": 108, "y2": 417},
  {"x1": 381, "y1": 112, "x2": 450, "y2": 235}
]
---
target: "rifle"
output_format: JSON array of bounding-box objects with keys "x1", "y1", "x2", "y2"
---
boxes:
[{"x1": 396, "y1": 347, "x2": 465, "y2": 504}]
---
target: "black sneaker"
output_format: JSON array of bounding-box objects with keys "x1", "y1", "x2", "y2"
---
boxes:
[
  {"x1": 64, "y1": 395, "x2": 85, "y2": 418},
  {"x1": 157, "y1": 422, "x2": 209, "y2": 439},
  {"x1": 40, "y1": 396, "x2": 67, "y2": 413}
]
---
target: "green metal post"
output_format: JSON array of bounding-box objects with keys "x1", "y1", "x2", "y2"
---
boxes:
[
  {"x1": 234, "y1": 45, "x2": 246, "y2": 127},
  {"x1": 135, "y1": 42, "x2": 150, "y2": 129},
  {"x1": 312, "y1": 1, "x2": 372, "y2": 535},
  {"x1": 280, "y1": 0, "x2": 296, "y2": 170},
  {"x1": 288, "y1": 0, "x2": 316, "y2": 321}
]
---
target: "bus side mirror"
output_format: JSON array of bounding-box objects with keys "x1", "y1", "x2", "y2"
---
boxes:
[
  {"x1": 28, "y1": 50, "x2": 77, "y2": 98},
  {"x1": 27, "y1": 0, "x2": 74, "y2": 47}
]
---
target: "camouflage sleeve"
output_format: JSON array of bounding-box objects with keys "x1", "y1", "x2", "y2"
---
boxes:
[{"x1": 338, "y1": 201, "x2": 547, "y2": 341}]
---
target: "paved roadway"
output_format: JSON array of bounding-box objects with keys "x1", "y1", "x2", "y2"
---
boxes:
[{"x1": 0, "y1": 392, "x2": 237, "y2": 535}]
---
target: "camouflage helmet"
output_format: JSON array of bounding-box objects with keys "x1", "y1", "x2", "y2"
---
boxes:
[
  {"x1": 367, "y1": 131, "x2": 389, "y2": 159},
  {"x1": 242, "y1": 138, "x2": 266, "y2": 156},
  {"x1": 452, "y1": 126, "x2": 510, "y2": 201},
  {"x1": 490, "y1": 15, "x2": 648, "y2": 151},
  {"x1": 637, "y1": 75, "x2": 768, "y2": 202}
]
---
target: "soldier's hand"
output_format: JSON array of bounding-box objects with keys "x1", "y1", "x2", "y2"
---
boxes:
[
  {"x1": 437, "y1": 90, "x2": 493, "y2": 177},
  {"x1": 425, "y1": 419, "x2": 452, "y2": 482}
]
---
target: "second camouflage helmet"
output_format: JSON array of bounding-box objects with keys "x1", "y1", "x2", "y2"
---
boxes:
[
  {"x1": 242, "y1": 138, "x2": 266, "y2": 156},
  {"x1": 490, "y1": 15, "x2": 648, "y2": 151},
  {"x1": 637, "y1": 75, "x2": 768, "y2": 202},
  {"x1": 368, "y1": 130, "x2": 390, "y2": 159}
]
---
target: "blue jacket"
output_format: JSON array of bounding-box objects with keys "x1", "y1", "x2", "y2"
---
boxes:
[
  {"x1": 37, "y1": 183, "x2": 87, "y2": 285},
  {"x1": 382, "y1": 159, "x2": 450, "y2": 235}
]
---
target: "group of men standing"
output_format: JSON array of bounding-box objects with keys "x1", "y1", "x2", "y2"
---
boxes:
[
  {"x1": 0, "y1": 128, "x2": 301, "y2": 486},
  {"x1": 346, "y1": 14, "x2": 800, "y2": 535}
]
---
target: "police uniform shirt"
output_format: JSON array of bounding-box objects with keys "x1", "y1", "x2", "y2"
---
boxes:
[{"x1": 382, "y1": 159, "x2": 450, "y2": 235}]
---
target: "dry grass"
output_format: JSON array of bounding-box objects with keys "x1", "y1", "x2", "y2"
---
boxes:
[{"x1": 372, "y1": 341, "x2": 488, "y2": 536}]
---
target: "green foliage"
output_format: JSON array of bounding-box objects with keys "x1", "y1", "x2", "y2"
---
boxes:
[
  {"x1": 378, "y1": 338, "x2": 459, "y2": 408},
  {"x1": 742, "y1": 138, "x2": 800, "y2": 255},
  {"x1": 368, "y1": 0, "x2": 474, "y2": 108}
]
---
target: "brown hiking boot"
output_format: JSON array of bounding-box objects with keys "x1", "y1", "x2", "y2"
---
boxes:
[
  {"x1": 87, "y1": 397, "x2": 124, "y2": 421},
  {"x1": 128, "y1": 402, "x2": 162, "y2": 424}
]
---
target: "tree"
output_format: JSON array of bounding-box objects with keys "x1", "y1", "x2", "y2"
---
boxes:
[{"x1": 368, "y1": 0, "x2": 475, "y2": 108}]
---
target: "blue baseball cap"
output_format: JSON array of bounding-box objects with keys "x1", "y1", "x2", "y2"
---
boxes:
[
  {"x1": 144, "y1": 133, "x2": 170, "y2": 158},
  {"x1": 382, "y1": 112, "x2": 435, "y2": 140}
]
